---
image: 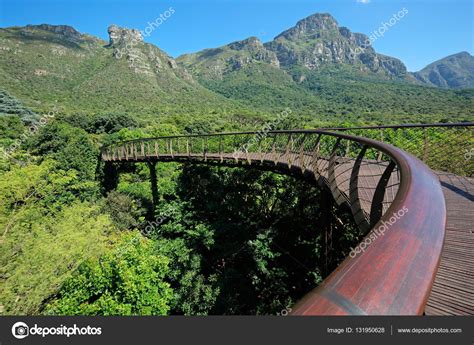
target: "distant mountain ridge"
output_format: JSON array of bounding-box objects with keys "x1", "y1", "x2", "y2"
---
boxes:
[
  {"x1": 411, "y1": 52, "x2": 474, "y2": 89},
  {"x1": 178, "y1": 13, "x2": 408, "y2": 81},
  {"x1": 178, "y1": 13, "x2": 474, "y2": 90}
]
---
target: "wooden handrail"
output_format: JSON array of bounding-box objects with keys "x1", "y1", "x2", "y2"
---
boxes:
[{"x1": 290, "y1": 145, "x2": 446, "y2": 315}]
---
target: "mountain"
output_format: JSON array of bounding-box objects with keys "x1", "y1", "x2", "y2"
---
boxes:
[
  {"x1": 177, "y1": 13, "x2": 473, "y2": 122},
  {"x1": 264, "y1": 13, "x2": 407, "y2": 78},
  {"x1": 412, "y1": 52, "x2": 474, "y2": 89},
  {"x1": 0, "y1": 19, "x2": 473, "y2": 126},
  {"x1": 178, "y1": 13, "x2": 408, "y2": 81},
  {"x1": 0, "y1": 24, "x2": 242, "y2": 119}
]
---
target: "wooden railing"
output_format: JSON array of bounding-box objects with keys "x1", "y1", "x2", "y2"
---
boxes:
[{"x1": 101, "y1": 128, "x2": 448, "y2": 315}]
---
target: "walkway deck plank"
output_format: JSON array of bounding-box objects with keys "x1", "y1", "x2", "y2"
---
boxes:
[{"x1": 425, "y1": 174, "x2": 474, "y2": 315}]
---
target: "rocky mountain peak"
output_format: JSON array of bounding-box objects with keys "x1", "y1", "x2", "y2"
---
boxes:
[
  {"x1": 297, "y1": 12, "x2": 338, "y2": 30},
  {"x1": 104, "y1": 24, "x2": 193, "y2": 81},
  {"x1": 456, "y1": 51, "x2": 472, "y2": 58},
  {"x1": 226, "y1": 36, "x2": 279, "y2": 69},
  {"x1": 275, "y1": 13, "x2": 339, "y2": 41},
  {"x1": 107, "y1": 24, "x2": 143, "y2": 46},
  {"x1": 228, "y1": 37, "x2": 263, "y2": 50},
  {"x1": 446, "y1": 51, "x2": 472, "y2": 62},
  {"x1": 264, "y1": 12, "x2": 407, "y2": 77},
  {"x1": 412, "y1": 51, "x2": 474, "y2": 88},
  {"x1": 25, "y1": 24, "x2": 82, "y2": 40}
]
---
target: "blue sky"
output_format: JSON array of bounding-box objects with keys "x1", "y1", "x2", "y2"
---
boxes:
[{"x1": 0, "y1": 0, "x2": 472, "y2": 71}]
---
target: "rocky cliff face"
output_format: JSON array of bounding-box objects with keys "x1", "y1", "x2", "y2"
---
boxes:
[
  {"x1": 106, "y1": 24, "x2": 192, "y2": 79},
  {"x1": 226, "y1": 37, "x2": 280, "y2": 69},
  {"x1": 107, "y1": 24, "x2": 143, "y2": 46},
  {"x1": 264, "y1": 13, "x2": 407, "y2": 77},
  {"x1": 107, "y1": 24, "x2": 149, "y2": 73},
  {"x1": 25, "y1": 24, "x2": 83, "y2": 41},
  {"x1": 177, "y1": 36, "x2": 280, "y2": 80}
]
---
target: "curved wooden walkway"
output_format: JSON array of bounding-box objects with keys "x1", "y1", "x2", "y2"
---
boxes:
[{"x1": 101, "y1": 126, "x2": 473, "y2": 315}]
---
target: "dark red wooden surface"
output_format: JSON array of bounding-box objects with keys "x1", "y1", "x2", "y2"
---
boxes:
[{"x1": 291, "y1": 149, "x2": 446, "y2": 315}]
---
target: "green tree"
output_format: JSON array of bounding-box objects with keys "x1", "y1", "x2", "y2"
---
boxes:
[
  {"x1": 89, "y1": 112, "x2": 139, "y2": 134},
  {"x1": 30, "y1": 122, "x2": 99, "y2": 181},
  {"x1": 0, "y1": 202, "x2": 113, "y2": 315},
  {"x1": 44, "y1": 232, "x2": 173, "y2": 316}
]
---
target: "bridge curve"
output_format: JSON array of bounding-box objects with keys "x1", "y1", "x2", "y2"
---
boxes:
[{"x1": 101, "y1": 125, "x2": 473, "y2": 315}]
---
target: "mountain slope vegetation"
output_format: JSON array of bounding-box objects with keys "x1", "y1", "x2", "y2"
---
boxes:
[{"x1": 0, "y1": 25, "x2": 247, "y2": 123}]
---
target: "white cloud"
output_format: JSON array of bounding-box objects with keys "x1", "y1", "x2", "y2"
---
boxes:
[{"x1": 357, "y1": 0, "x2": 371, "y2": 4}]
